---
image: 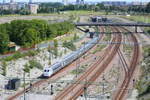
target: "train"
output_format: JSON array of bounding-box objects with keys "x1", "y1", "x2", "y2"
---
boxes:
[
  {"x1": 91, "y1": 16, "x2": 107, "y2": 22},
  {"x1": 43, "y1": 36, "x2": 99, "y2": 77}
]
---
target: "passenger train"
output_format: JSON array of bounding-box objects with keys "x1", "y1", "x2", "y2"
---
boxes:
[{"x1": 43, "y1": 36, "x2": 99, "y2": 77}]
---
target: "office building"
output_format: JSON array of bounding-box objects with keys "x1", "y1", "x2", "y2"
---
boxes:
[
  {"x1": 62, "y1": 0, "x2": 68, "y2": 5},
  {"x1": 3, "y1": 0, "x2": 6, "y2": 4},
  {"x1": 29, "y1": 4, "x2": 39, "y2": 14},
  {"x1": 29, "y1": 0, "x2": 32, "y2": 4},
  {"x1": 76, "y1": 0, "x2": 84, "y2": 5}
]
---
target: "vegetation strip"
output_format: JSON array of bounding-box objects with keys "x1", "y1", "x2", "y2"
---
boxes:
[{"x1": 0, "y1": 20, "x2": 74, "y2": 54}]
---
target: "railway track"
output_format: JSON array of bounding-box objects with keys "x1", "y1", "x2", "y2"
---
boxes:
[
  {"x1": 118, "y1": 48, "x2": 128, "y2": 80},
  {"x1": 113, "y1": 27, "x2": 140, "y2": 100},
  {"x1": 54, "y1": 27, "x2": 122, "y2": 100},
  {"x1": 7, "y1": 26, "x2": 105, "y2": 100}
]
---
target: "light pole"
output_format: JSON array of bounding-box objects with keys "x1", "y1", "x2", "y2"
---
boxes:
[
  {"x1": 23, "y1": 71, "x2": 26, "y2": 100},
  {"x1": 102, "y1": 73, "x2": 105, "y2": 97},
  {"x1": 84, "y1": 79, "x2": 87, "y2": 100},
  {"x1": 76, "y1": 52, "x2": 80, "y2": 78}
]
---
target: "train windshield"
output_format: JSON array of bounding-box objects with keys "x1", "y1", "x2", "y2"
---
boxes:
[{"x1": 44, "y1": 70, "x2": 49, "y2": 72}]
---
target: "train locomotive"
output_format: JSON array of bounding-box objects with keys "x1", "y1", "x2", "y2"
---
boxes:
[{"x1": 43, "y1": 36, "x2": 99, "y2": 77}]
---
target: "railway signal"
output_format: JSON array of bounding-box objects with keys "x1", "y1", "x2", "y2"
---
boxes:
[{"x1": 50, "y1": 85, "x2": 54, "y2": 95}]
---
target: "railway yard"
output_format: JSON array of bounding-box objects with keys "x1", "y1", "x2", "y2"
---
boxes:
[{"x1": 0, "y1": 14, "x2": 150, "y2": 100}]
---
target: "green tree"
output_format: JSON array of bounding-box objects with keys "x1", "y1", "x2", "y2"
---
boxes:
[
  {"x1": 0, "y1": 19, "x2": 74, "y2": 49},
  {"x1": 146, "y1": 2, "x2": 150, "y2": 13},
  {"x1": 0, "y1": 32, "x2": 9, "y2": 54},
  {"x1": 24, "y1": 28, "x2": 39, "y2": 45},
  {"x1": 54, "y1": 39, "x2": 58, "y2": 48}
]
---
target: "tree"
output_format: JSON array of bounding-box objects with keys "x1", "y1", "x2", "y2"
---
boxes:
[
  {"x1": 0, "y1": 19, "x2": 74, "y2": 50},
  {"x1": 63, "y1": 41, "x2": 76, "y2": 51},
  {"x1": 0, "y1": 32, "x2": 9, "y2": 54},
  {"x1": 24, "y1": 63, "x2": 30, "y2": 73},
  {"x1": 146, "y1": 2, "x2": 150, "y2": 13},
  {"x1": 54, "y1": 39, "x2": 58, "y2": 48},
  {"x1": 24, "y1": 28, "x2": 39, "y2": 45}
]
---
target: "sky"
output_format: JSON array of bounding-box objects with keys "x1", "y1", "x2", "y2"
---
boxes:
[{"x1": 1, "y1": 0, "x2": 150, "y2": 3}]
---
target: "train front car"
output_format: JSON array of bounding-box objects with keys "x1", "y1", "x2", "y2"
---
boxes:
[
  {"x1": 43, "y1": 67, "x2": 53, "y2": 77},
  {"x1": 43, "y1": 62, "x2": 62, "y2": 77}
]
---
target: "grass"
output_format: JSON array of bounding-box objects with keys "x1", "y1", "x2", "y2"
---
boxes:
[
  {"x1": 60, "y1": 29, "x2": 81, "y2": 42},
  {"x1": 65, "y1": 10, "x2": 107, "y2": 15},
  {"x1": 135, "y1": 46, "x2": 150, "y2": 98},
  {"x1": 120, "y1": 15, "x2": 150, "y2": 34},
  {"x1": 58, "y1": 10, "x2": 113, "y2": 16},
  {"x1": 0, "y1": 50, "x2": 39, "y2": 62},
  {"x1": 120, "y1": 15, "x2": 150, "y2": 23},
  {"x1": 124, "y1": 45, "x2": 132, "y2": 55},
  {"x1": 71, "y1": 65, "x2": 86, "y2": 75},
  {"x1": 24, "y1": 60, "x2": 43, "y2": 73},
  {"x1": 92, "y1": 44, "x2": 106, "y2": 54},
  {"x1": 0, "y1": 13, "x2": 64, "y2": 17},
  {"x1": 103, "y1": 34, "x2": 111, "y2": 41},
  {"x1": 0, "y1": 10, "x2": 109, "y2": 18}
]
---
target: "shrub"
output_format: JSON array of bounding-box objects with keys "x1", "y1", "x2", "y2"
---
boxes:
[
  {"x1": 28, "y1": 60, "x2": 43, "y2": 70},
  {"x1": 24, "y1": 63, "x2": 30, "y2": 73},
  {"x1": 63, "y1": 41, "x2": 76, "y2": 51},
  {"x1": 24, "y1": 60, "x2": 43, "y2": 73},
  {"x1": 2, "y1": 61, "x2": 7, "y2": 76}
]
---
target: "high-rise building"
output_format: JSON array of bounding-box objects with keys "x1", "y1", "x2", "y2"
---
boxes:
[
  {"x1": 3, "y1": 0, "x2": 6, "y2": 4},
  {"x1": 76, "y1": 0, "x2": 84, "y2": 5},
  {"x1": 101, "y1": 1, "x2": 127, "y2": 6},
  {"x1": 76, "y1": 0, "x2": 80, "y2": 4},
  {"x1": 29, "y1": 4, "x2": 39, "y2": 14},
  {"x1": 80, "y1": 0, "x2": 84, "y2": 4},
  {"x1": 29, "y1": 0, "x2": 32, "y2": 4},
  {"x1": 10, "y1": 0, "x2": 15, "y2": 3},
  {"x1": 62, "y1": 0, "x2": 68, "y2": 5}
]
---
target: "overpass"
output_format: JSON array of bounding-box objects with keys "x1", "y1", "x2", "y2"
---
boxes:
[
  {"x1": 75, "y1": 22, "x2": 150, "y2": 27},
  {"x1": 75, "y1": 22, "x2": 150, "y2": 33}
]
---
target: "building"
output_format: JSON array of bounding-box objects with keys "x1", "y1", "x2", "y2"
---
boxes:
[
  {"x1": 8, "y1": 42, "x2": 20, "y2": 52},
  {"x1": 62, "y1": 0, "x2": 68, "y2": 5},
  {"x1": 0, "y1": 4, "x2": 9, "y2": 10},
  {"x1": 3, "y1": 0, "x2": 6, "y2": 4},
  {"x1": 9, "y1": 3, "x2": 18, "y2": 10},
  {"x1": 0, "y1": 0, "x2": 19, "y2": 11},
  {"x1": 80, "y1": 0, "x2": 84, "y2": 4},
  {"x1": 10, "y1": 0, "x2": 15, "y2": 4},
  {"x1": 76, "y1": 0, "x2": 80, "y2": 4},
  {"x1": 76, "y1": 0, "x2": 84, "y2": 5},
  {"x1": 0, "y1": 3, "x2": 18, "y2": 10},
  {"x1": 29, "y1": 4, "x2": 39, "y2": 14},
  {"x1": 101, "y1": 1, "x2": 127, "y2": 6},
  {"x1": 29, "y1": 0, "x2": 32, "y2": 4},
  {"x1": 131, "y1": 2, "x2": 148, "y2": 6},
  {"x1": 17, "y1": 2, "x2": 27, "y2": 9}
]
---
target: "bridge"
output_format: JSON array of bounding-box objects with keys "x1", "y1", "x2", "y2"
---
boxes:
[
  {"x1": 75, "y1": 22, "x2": 150, "y2": 27},
  {"x1": 75, "y1": 22, "x2": 150, "y2": 33}
]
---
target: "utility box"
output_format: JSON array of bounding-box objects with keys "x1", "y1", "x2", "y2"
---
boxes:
[
  {"x1": 89, "y1": 32, "x2": 94, "y2": 38},
  {"x1": 8, "y1": 78, "x2": 21, "y2": 90}
]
